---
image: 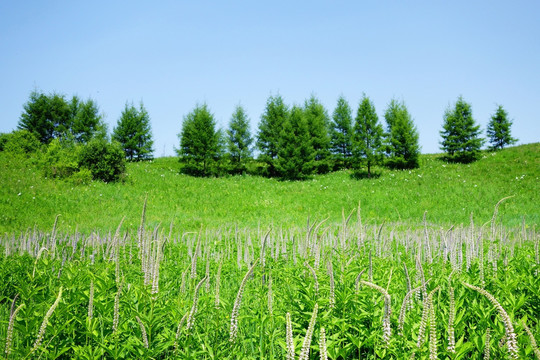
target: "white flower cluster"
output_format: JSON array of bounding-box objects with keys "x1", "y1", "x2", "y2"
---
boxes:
[{"x1": 462, "y1": 282, "x2": 518, "y2": 359}]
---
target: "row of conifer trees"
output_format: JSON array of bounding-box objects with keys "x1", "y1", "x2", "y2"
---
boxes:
[
  {"x1": 178, "y1": 94, "x2": 516, "y2": 179},
  {"x1": 179, "y1": 94, "x2": 421, "y2": 179}
]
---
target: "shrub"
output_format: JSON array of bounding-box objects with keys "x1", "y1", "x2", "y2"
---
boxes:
[
  {"x1": 70, "y1": 168, "x2": 93, "y2": 185},
  {"x1": 41, "y1": 138, "x2": 80, "y2": 179},
  {"x1": 78, "y1": 139, "x2": 126, "y2": 182},
  {"x1": 0, "y1": 130, "x2": 41, "y2": 155}
]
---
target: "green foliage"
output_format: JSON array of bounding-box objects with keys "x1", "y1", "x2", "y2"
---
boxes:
[
  {"x1": 353, "y1": 95, "x2": 385, "y2": 177},
  {"x1": 275, "y1": 105, "x2": 315, "y2": 180},
  {"x1": 18, "y1": 90, "x2": 72, "y2": 144},
  {"x1": 0, "y1": 216, "x2": 538, "y2": 359},
  {"x1": 303, "y1": 95, "x2": 331, "y2": 174},
  {"x1": 330, "y1": 96, "x2": 354, "y2": 170},
  {"x1": 178, "y1": 104, "x2": 223, "y2": 177},
  {"x1": 112, "y1": 102, "x2": 154, "y2": 161},
  {"x1": 384, "y1": 99, "x2": 420, "y2": 169},
  {"x1": 78, "y1": 138, "x2": 126, "y2": 182},
  {"x1": 1, "y1": 143, "x2": 539, "y2": 233},
  {"x1": 487, "y1": 105, "x2": 517, "y2": 151},
  {"x1": 70, "y1": 96, "x2": 107, "y2": 143},
  {"x1": 256, "y1": 95, "x2": 289, "y2": 177},
  {"x1": 0, "y1": 130, "x2": 41, "y2": 156},
  {"x1": 41, "y1": 138, "x2": 81, "y2": 179},
  {"x1": 440, "y1": 96, "x2": 484, "y2": 163},
  {"x1": 18, "y1": 91, "x2": 105, "y2": 146},
  {"x1": 226, "y1": 105, "x2": 253, "y2": 174}
]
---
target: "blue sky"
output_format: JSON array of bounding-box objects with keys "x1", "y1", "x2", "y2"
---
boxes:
[{"x1": 1, "y1": 1, "x2": 539, "y2": 156}]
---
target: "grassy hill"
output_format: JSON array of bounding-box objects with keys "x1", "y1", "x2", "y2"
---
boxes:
[{"x1": 0, "y1": 143, "x2": 538, "y2": 234}]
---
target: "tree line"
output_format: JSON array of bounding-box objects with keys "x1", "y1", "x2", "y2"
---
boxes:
[
  {"x1": 1, "y1": 90, "x2": 517, "y2": 182},
  {"x1": 178, "y1": 94, "x2": 516, "y2": 179},
  {"x1": 1, "y1": 90, "x2": 155, "y2": 183}
]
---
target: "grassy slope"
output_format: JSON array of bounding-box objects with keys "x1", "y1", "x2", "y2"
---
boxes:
[{"x1": 0, "y1": 143, "x2": 538, "y2": 234}]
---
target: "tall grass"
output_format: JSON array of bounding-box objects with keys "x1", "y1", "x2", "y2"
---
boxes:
[{"x1": 0, "y1": 205, "x2": 538, "y2": 359}]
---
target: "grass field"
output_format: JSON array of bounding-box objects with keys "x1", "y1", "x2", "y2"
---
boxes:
[
  {"x1": 0, "y1": 144, "x2": 539, "y2": 359},
  {"x1": 1, "y1": 143, "x2": 539, "y2": 235}
]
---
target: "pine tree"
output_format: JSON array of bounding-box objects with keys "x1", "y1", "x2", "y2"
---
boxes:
[
  {"x1": 112, "y1": 102, "x2": 154, "y2": 161},
  {"x1": 384, "y1": 99, "x2": 420, "y2": 169},
  {"x1": 329, "y1": 96, "x2": 354, "y2": 169},
  {"x1": 227, "y1": 105, "x2": 253, "y2": 173},
  {"x1": 303, "y1": 95, "x2": 331, "y2": 173},
  {"x1": 178, "y1": 104, "x2": 223, "y2": 176},
  {"x1": 440, "y1": 96, "x2": 484, "y2": 163},
  {"x1": 353, "y1": 95, "x2": 384, "y2": 178},
  {"x1": 486, "y1": 105, "x2": 517, "y2": 150},
  {"x1": 275, "y1": 105, "x2": 315, "y2": 180},
  {"x1": 256, "y1": 95, "x2": 289, "y2": 177}
]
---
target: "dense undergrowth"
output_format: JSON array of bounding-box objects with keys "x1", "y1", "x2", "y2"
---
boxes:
[{"x1": 0, "y1": 213, "x2": 538, "y2": 359}]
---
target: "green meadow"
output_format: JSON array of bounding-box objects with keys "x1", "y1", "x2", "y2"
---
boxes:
[
  {"x1": 1, "y1": 143, "x2": 538, "y2": 235},
  {"x1": 0, "y1": 144, "x2": 539, "y2": 359}
]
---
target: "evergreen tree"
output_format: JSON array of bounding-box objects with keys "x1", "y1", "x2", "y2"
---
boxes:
[
  {"x1": 353, "y1": 95, "x2": 384, "y2": 178},
  {"x1": 303, "y1": 95, "x2": 331, "y2": 173},
  {"x1": 18, "y1": 90, "x2": 72, "y2": 144},
  {"x1": 440, "y1": 96, "x2": 484, "y2": 163},
  {"x1": 112, "y1": 102, "x2": 154, "y2": 161},
  {"x1": 384, "y1": 99, "x2": 420, "y2": 169},
  {"x1": 70, "y1": 96, "x2": 107, "y2": 143},
  {"x1": 256, "y1": 95, "x2": 288, "y2": 176},
  {"x1": 177, "y1": 104, "x2": 223, "y2": 176},
  {"x1": 275, "y1": 105, "x2": 315, "y2": 180},
  {"x1": 227, "y1": 105, "x2": 253, "y2": 173},
  {"x1": 329, "y1": 96, "x2": 354, "y2": 169},
  {"x1": 486, "y1": 105, "x2": 517, "y2": 150}
]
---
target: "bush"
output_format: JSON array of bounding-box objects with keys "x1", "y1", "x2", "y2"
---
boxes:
[
  {"x1": 0, "y1": 130, "x2": 41, "y2": 155},
  {"x1": 70, "y1": 168, "x2": 93, "y2": 185},
  {"x1": 78, "y1": 139, "x2": 126, "y2": 182},
  {"x1": 41, "y1": 138, "x2": 80, "y2": 179}
]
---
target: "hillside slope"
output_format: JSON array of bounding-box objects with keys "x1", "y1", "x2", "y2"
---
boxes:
[{"x1": 0, "y1": 143, "x2": 538, "y2": 234}]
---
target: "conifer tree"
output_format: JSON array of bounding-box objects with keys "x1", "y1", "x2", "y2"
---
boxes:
[
  {"x1": 178, "y1": 104, "x2": 223, "y2": 176},
  {"x1": 275, "y1": 105, "x2": 315, "y2": 180},
  {"x1": 19, "y1": 91, "x2": 105, "y2": 144},
  {"x1": 227, "y1": 105, "x2": 253, "y2": 173},
  {"x1": 18, "y1": 90, "x2": 72, "y2": 144},
  {"x1": 330, "y1": 96, "x2": 354, "y2": 169},
  {"x1": 353, "y1": 95, "x2": 384, "y2": 178},
  {"x1": 303, "y1": 95, "x2": 331, "y2": 173},
  {"x1": 440, "y1": 96, "x2": 484, "y2": 163},
  {"x1": 384, "y1": 99, "x2": 420, "y2": 169},
  {"x1": 70, "y1": 97, "x2": 107, "y2": 143},
  {"x1": 112, "y1": 102, "x2": 154, "y2": 161},
  {"x1": 256, "y1": 95, "x2": 288, "y2": 177},
  {"x1": 487, "y1": 105, "x2": 517, "y2": 150}
]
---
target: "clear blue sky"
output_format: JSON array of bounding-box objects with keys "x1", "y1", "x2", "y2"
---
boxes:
[{"x1": 1, "y1": 1, "x2": 539, "y2": 156}]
